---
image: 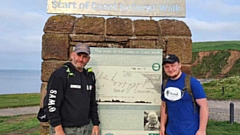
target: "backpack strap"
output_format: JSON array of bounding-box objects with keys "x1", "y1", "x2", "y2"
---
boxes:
[
  {"x1": 184, "y1": 75, "x2": 197, "y2": 113},
  {"x1": 87, "y1": 67, "x2": 95, "y2": 83},
  {"x1": 162, "y1": 78, "x2": 169, "y2": 90},
  {"x1": 64, "y1": 65, "x2": 95, "y2": 83},
  {"x1": 63, "y1": 65, "x2": 75, "y2": 78},
  {"x1": 162, "y1": 78, "x2": 169, "y2": 114}
]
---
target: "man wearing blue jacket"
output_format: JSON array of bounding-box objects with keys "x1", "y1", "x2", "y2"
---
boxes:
[{"x1": 45, "y1": 43, "x2": 100, "y2": 135}]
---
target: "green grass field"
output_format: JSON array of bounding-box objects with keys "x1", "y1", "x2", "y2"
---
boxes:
[
  {"x1": 0, "y1": 114, "x2": 39, "y2": 135},
  {"x1": 0, "y1": 93, "x2": 40, "y2": 109},
  {"x1": 192, "y1": 41, "x2": 240, "y2": 52},
  {"x1": 207, "y1": 120, "x2": 240, "y2": 135}
]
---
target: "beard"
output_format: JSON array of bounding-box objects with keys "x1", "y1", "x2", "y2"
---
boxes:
[
  {"x1": 76, "y1": 65, "x2": 84, "y2": 71},
  {"x1": 169, "y1": 70, "x2": 181, "y2": 80},
  {"x1": 73, "y1": 61, "x2": 86, "y2": 72}
]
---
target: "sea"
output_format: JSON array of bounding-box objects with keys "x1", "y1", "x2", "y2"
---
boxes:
[{"x1": 0, "y1": 69, "x2": 41, "y2": 95}]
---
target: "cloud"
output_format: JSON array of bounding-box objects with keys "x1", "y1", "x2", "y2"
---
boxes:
[
  {"x1": 179, "y1": 17, "x2": 240, "y2": 41},
  {"x1": 0, "y1": 6, "x2": 45, "y2": 70},
  {"x1": 1, "y1": 7, "x2": 47, "y2": 30},
  {"x1": 187, "y1": 0, "x2": 240, "y2": 16},
  {"x1": 183, "y1": 18, "x2": 240, "y2": 31},
  {"x1": 0, "y1": 7, "x2": 47, "y2": 53},
  {"x1": 179, "y1": 0, "x2": 240, "y2": 41}
]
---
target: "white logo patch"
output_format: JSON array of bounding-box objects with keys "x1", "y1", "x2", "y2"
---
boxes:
[
  {"x1": 164, "y1": 87, "x2": 183, "y2": 101},
  {"x1": 70, "y1": 84, "x2": 81, "y2": 89},
  {"x1": 49, "y1": 107, "x2": 56, "y2": 112},
  {"x1": 87, "y1": 85, "x2": 93, "y2": 91}
]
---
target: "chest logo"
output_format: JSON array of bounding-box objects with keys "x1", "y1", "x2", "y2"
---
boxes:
[
  {"x1": 70, "y1": 84, "x2": 81, "y2": 89},
  {"x1": 164, "y1": 87, "x2": 183, "y2": 101}
]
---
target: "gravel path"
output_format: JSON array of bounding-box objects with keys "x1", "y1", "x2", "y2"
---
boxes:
[
  {"x1": 208, "y1": 100, "x2": 240, "y2": 123},
  {"x1": 0, "y1": 100, "x2": 239, "y2": 123},
  {"x1": 0, "y1": 106, "x2": 39, "y2": 116}
]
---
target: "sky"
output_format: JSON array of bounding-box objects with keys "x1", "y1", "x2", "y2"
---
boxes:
[{"x1": 0, "y1": 0, "x2": 239, "y2": 70}]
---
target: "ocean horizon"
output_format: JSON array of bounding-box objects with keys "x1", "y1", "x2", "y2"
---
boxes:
[{"x1": 0, "y1": 69, "x2": 41, "y2": 95}]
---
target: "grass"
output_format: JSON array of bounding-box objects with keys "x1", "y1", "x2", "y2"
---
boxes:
[
  {"x1": 207, "y1": 120, "x2": 240, "y2": 135},
  {"x1": 0, "y1": 93, "x2": 40, "y2": 109},
  {"x1": 203, "y1": 76, "x2": 240, "y2": 100},
  {"x1": 0, "y1": 114, "x2": 39, "y2": 135},
  {"x1": 192, "y1": 49, "x2": 240, "y2": 78},
  {"x1": 192, "y1": 50, "x2": 230, "y2": 78},
  {"x1": 192, "y1": 41, "x2": 240, "y2": 52},
  {"x1": 225, "y1": 58, "x2": 240, "y2": 77}
]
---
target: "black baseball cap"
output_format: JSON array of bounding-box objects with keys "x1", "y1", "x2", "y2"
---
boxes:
[{"x1": 162, "y1": 54, "x2": 180, "y2": 65}]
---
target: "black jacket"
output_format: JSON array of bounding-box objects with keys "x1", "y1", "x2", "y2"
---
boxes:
[{"x1": 45, "y1": 62, "x2": 100, "y2": 127}]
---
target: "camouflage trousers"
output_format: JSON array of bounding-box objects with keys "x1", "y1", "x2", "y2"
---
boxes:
[{"x1": 50, "y1": 125, "x2": 89, "y2": 135}]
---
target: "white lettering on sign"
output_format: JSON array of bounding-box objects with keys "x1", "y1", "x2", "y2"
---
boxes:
[{"x1": 47, "y1": 0, "x2": 186, "y2": 17}]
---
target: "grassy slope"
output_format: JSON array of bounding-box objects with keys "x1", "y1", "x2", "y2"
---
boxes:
[
  {"x1": 192, "y1": 41, "x2": 240, "y2": 78},
  {"x1": 192, "y1": 41, "x2": 240, "y2": 99}
]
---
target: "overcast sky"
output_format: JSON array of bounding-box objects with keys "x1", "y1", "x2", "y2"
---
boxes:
[{"x1": 0, "y1": 0, "x2": 239, "y2": 70}]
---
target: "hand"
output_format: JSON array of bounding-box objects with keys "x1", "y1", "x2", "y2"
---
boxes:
[
  {"x1": 54, "y1": 125, "x2": 65, "y2": 135},
  {"x1": 91, "y1": 126, "x2": 99, "y2": 135},
  {"x1": 160, "y1": 131, "x2": 166, "y2": 135},
  {"x1": 160, "y1": 127, "x2": 166, "y2": 135},
  {"x1": 195, "y1": 130, "x2": 206, "y2": 135},
  {"x1": 55, "y1": 131, "x2": 65, "y2": 135}
]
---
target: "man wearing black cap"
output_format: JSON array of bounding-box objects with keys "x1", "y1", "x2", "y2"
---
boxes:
[
  {"x1": 160, "y1": 54, "x2": 208, "y2": 135},
  {"x1": 45, "y1": 43, "x2": 100, "y2": 135}
]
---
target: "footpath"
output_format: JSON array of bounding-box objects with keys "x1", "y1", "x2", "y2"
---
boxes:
[
  {"x1": 208, "y1": 100, "x2": 240, "y2": 123},
  {"x1": 0, "y1": 100, "x2": 240, "y2": 123},
  {"x1": 0, "y1": 106, "x2": 39, "y2": 116}
]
